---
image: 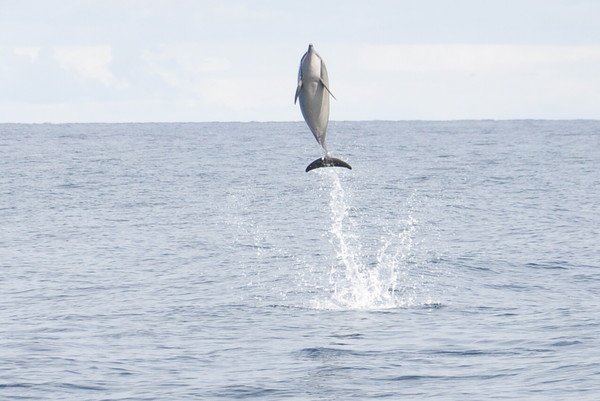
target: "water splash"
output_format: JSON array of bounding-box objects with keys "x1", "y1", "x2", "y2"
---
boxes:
[
  {"x1": 311, "y1": 170, "x2": 426, "y2": 310},
  {"x1": 230, "y1": 167, "x2": 437, "y2": 311}
]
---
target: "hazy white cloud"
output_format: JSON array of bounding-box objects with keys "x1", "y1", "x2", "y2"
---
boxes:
[
  {"x1": 357, "y1": 44, "x2": 600, "y2": 73},
  {"x1": 53, "y1": 46, "x2": 128, "y2": 88},
  {"x1": 198, "y1": 77, "x2": 286, "y2": 112},
  {"x1": 327, "y1": 44, "x2": 600, "y2": 119},
  {"x1": 142, "y1": 45, "x2": 231, "y2": 86},
  {"x1": 14, "y1": 47, "x2": 41, "y2": 63},
  {"x1": 143, "y1": 44, "x2": 280, "y2": 112},
  {"x1": 199, "y1": 57, "x2": 231, "y2": 73}
]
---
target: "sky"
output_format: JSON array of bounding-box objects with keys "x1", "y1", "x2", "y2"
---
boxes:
[{"x1": 2, "y1": 0, "x2": 600, "y2": 122}]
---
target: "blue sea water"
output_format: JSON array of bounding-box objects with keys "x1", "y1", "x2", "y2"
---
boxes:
[{"x1": 1, "y1": 120, "x2": 599, "y2": 400}]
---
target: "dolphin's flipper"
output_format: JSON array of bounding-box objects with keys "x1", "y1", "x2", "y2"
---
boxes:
[
  {"x1": 320, "y1": 79, "x2": 336, "y2": 100},
  {"x1": 320, "y1": 60, "x2": 336, "y2": 100},
  {"x1": 305, "y1": 156, "x2": 352, "y2": 172},
  {"x1": 294, "y1": 80, "x2": 302, "y2": 104}
]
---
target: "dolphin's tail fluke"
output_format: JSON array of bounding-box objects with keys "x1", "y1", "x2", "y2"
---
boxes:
[{"x1": 305, "y1": 156, "x2": 352, "y2": 172}]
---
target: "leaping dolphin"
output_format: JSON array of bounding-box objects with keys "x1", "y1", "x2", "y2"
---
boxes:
[{"x1": 295, "y1": 44, "x2": 352, "y2": 173}]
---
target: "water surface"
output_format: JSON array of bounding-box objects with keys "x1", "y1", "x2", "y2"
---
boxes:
[{"x1": 1, "y1": 121, "x2": 599, "y2": 399}]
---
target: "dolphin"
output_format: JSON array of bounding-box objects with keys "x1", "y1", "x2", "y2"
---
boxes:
[{"x1": 295, "y1": 44, "x2": 352, "y2": 173}]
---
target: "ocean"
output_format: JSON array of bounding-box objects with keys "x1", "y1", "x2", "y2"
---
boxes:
[{"x1": 1, "y1": 120, "x2": 599, "y2": 400}]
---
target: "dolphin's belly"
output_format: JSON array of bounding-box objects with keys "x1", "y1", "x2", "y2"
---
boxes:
[{"x1": 299, "y1": 81, "x2": 330, "y2": 147}]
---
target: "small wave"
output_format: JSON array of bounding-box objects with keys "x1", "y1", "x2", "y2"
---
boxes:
[
  {"x1": 211, "y1": 385, "x2": 285, "y2": 399},
  {"x1": 422, "y1": 302, "x2": 444, "y2": 309},
  {"x1": 299, "y1": 347, "x2": 347, "y2": 359},
  {"x1": 0, "y1": 383, "x2": 33, "y2": 389},
  {"x1": 387, "y1": 375, "x2": 444, "y2": 381},
  {"x1": 331, "y1": 333, "x2": 363, "y2": 339},
  {"x1": 525, "y1": 262, "x2": 569, "y2": 270},
  {"x1": 551, "y1": 340, "x2": 582, "y2": 347},
  {"x1": 297, "y1": 347, "x2": 367, "y2": 361},
  {"x1": 59, "y1": 382, "x2": 106, "y2": 391}
]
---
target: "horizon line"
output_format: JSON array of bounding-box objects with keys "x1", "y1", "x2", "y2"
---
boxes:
[{"x1": 2, "y1": 118, "x2": 600, "y2": 125}]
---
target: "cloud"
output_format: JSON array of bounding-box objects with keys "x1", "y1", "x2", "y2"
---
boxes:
[
  {"x1": 356, "y1": 44, "x2": 600, "y2": 73},
  {"x1": 142, "y1": 44, "x2": 281, "y2": 113},
  {"x1": 142, "y1": 45, "x2": 231, "y2": 86},
  {"x1": 199, "y1": 56, "x2": 231, "y2": 73},
  {"x1": 198, "y1": 77, "x2": 284, "y2": 112},
  {"x1": 14, "y1": 47, "x2": 41, "y2": 63},
  {"x1": 329, "y1": 44, "x2": 600, "y2": 119},
  {"x1": 53, "y1": 45, "x2": 128, "y2": 88}
]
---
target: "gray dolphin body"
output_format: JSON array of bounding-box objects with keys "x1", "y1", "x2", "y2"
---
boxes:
[{"x1": 295, "y1": 44, "x2": 351, "y2": 172}]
